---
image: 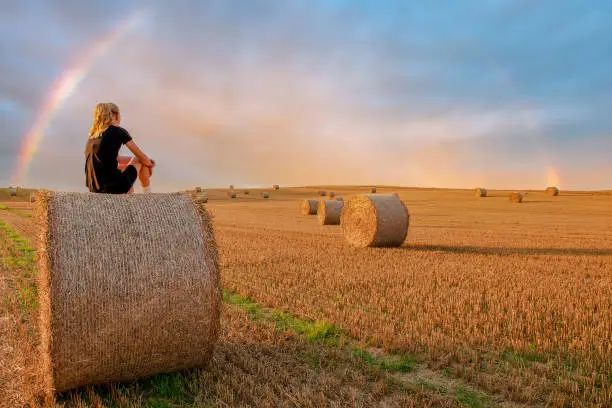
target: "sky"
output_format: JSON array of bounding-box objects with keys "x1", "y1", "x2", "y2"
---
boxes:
[{"x1": 1, "y1": 0, "x2": 611, "y2": 191}]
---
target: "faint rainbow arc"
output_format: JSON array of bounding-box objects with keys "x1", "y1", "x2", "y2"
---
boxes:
[{"x1": 12, "y1": 10, "x2": 144, "y2": 185}]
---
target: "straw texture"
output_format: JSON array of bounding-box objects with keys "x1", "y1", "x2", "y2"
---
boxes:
[
  {"x1": 509, "y1": 192, "x2": 523, "y2": 203},
  {"x1": 474, "y1": 188, "x2": 487, "y2": 197},
  {"x1": 545, "y1": 186, "x2": 560, "y2": 196},
  {"x1": 300, "y1": 199, "x2": 318, "y2": 215},
  {"x1": 341, "y1": 194, "x2": 409, "y2": 247},
  {"x1": 35, "y1": 191, "x2": 221, "y2": 397},
  {"x1": 318, "y1": 200, "x2": 344, "y2": 225}
]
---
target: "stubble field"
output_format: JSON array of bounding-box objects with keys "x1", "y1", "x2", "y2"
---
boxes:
[{"x1": 0, "y1": 186, "x2": 610, "y2": 407}]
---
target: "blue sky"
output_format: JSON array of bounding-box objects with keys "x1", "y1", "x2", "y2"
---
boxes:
[{"x1": 1, "y1": 0, "x2": 611, "y2": 190}]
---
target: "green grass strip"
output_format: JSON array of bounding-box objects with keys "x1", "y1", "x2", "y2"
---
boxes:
[
  {"x1": 223, "y1": 290, "x2": 414, "y2": 373},
  {"x1": 0, "y1": 220, "x2": 38, "y2": 319},
  {"x1": 0, "y1": 204, "x2": 32, "y2": 218}
]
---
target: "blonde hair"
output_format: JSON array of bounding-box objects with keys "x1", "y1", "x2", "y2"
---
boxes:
[{"x1": 88, "y1": 102, "x2": 119, "y2": 139}]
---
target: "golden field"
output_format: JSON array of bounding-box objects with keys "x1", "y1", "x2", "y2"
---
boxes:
[{"x1": 0, "y1": 186, "x2": 610, "y2": 407}]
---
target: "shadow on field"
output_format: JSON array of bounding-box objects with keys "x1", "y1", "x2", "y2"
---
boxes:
[{"x1": 406, "y1": 244, "x2": 612, "y2": 256}]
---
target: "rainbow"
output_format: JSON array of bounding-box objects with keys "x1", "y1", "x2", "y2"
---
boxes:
[
  {"x1": 12, "y1": 10, "x2": 145, "y2": 185},
  {"x1": 546, "y1": 166, "x2": 561, "y2": 188}
]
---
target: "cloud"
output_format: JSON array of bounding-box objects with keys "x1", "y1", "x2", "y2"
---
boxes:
[{"x1": 1, "y1": 0, "x2": 611, "y2": 190}]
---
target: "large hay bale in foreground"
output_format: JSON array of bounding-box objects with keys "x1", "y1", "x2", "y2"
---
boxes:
[
  {"x1": 545, "y1": 186, "x2": 560, "y2": 196},
  {"x1": 474, "y1": 188, "x2": 487, "y2": 197},
  {"x1": 35, "y1": 192, "x2": 221, "y2": 396},
  {"x1": 318, "y1": 200, "x2": 344, "y2": 225},
  {"x1": 341, "y1": 194, "x2": 409, "y2": 247},
  {"x1": 300, "y1": 199, "x2": 318, "y2": 215},
  {"x1": 509, "y1": 192, "x2": 523, "y2": 203}
]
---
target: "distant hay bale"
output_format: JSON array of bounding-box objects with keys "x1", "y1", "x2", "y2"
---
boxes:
[
  {"x1": 30, "y1": 193, "x2": 37, "y2": 203},
  {"x1": 300, "y1": 199, "x2": 318, "y2": 215},
  {"x1": 196, "y1": 192, "x2": 208, "y2": 203},
  {"x1": 273, "y1": 184, "x2": 280, "y2": 190},
  {"x1": 474, "y1": 188, "x2": 487, "y2": 197},
  {"x1": 228, "y1": 191, "x2": 237, "y2": 199},
  {"x1": 35, "y1": 192, "x2": 220, "y2": 396},
  {"x1": 328, "y1": 191, "x2": 335, "y2": 198},
  {"x1": 262, "y1": 192, "x2": 270, "y2": 199},
  {"x1": 545, "y1": 186, "x2": 560, "y2": 196},
  {"x1": 341, "y1": 194, "x2": 409, "y2": 248},
  {"x1": 229, "y1": 185, "x2": 234, "y2": 190},
  {"x1": 318, "y1": 200, "x2": 344, "y2": 225},
  {"x1": 335, "y1": 196, "x2": 343, "y2": 201},
  {"x1": 243, "y1": 189, "x2": 250, "y2": 195},
  {"x1": 9, "y1": 187, "x2": 17, "y2": 197},
  {"x1": 318, "y1": 190, "x2": 327, "y2": 196},
  {"x1": 195, "y1": 187, "x2": 202, "y2": 193},
  {"x1": 509, "y1": 192, "x2": 523, "y2": 203},
  {"x1": 370, "y1": 187, "x2": 377, "y2": 194}
]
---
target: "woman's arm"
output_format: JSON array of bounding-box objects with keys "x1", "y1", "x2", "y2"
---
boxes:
[{"x1": 125, "y1": 140, "x2": 153, "y2": 167}]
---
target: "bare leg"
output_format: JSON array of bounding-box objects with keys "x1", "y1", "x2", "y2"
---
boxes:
[{"x1": 139, "y1": 165, "x2": 151, "y2": 188}]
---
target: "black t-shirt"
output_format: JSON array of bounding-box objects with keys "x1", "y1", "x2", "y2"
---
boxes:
[{"x1": 85, "y1": 125, "x2": 133, "y2": 191}]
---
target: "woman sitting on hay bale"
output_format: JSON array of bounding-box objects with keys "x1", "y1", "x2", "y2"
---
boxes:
[{"x1": 85, "y1": 102, "x2": 155, "y2": 194}]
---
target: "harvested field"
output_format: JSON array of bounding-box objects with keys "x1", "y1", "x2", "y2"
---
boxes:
[{"x1": 1, "y1": 186, "x2": 611, "y2": 407}]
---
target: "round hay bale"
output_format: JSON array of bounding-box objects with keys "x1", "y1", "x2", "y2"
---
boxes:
[
  {"x1": 474, "y1": 188, "x2": 487, "y2": 197},
  {"x1": 335, "y1": 196, "x2": 343, "y2": 201},
  {"x1": 341, "y1": 194, "x2": 409, "y2": 247},
  {"x1": 318, "y1": 190, "x2": 327, "y2": 196},
  {"x1": 509, "y1": 192, "x2": 523, "y2": 203},
  {"x1": 195, "y1": 186, "x2": 202, "y2": 193},
  {"x1": 262, "y1": 192, "x2": 270, "y2": 199},
  {"x1": 370, "y1": 187, "x2": 377, "y2": 194},
  {"x1": 243, "y1": 189, "x2": 250, "y2": 195},
  {"x1": 545, "y1": 186, "x2": 559, "y2": 196},
  {"x1": 229, "y1": 184, "x2": 234, "y2": 190},
  {"x1": 30, "y1": 193, "x2": 37, "y2": 203},
  {"x1": 318, "y1": 200, "x2": 344, "y2": 225},
  {"x1": 273, "y1": 184, "x2": 280, "y2": 190},
  {"x1": 9, "y1": 187, "x2": 17, "y2": 197},
  {"x1": 34, "y1": 192, "x2": 220, "y2": 396},
  {"x1": 228, "y1": 191, "x2": 237, "y2": 199},
  {"x1": 328, "y1": 191, "x2": 335, "y2": 198},
  {"x1": 300, "y1": 199, "x2": 318, "y2": 215}
]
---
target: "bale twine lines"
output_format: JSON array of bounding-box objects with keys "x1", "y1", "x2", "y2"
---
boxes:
[
  {"x1": 509, "y1": 192, "x2": 523, "y2": 203},
  {"x1": 301, "y1": 199, "x2": 318, "y2": 215},
  {"x1": 318, "y1": 200, "x2": 344, "y2": 225},
  {"x1": 474, "y1": 188, "x2": 487, "y2": 197},
  {"x1": 35, "y1": 191, "x2": 221, "y2": 396},
  {"x1": 370, "y1": 187, "x2": 377, "y2": 194},
  {"x1": 262, "y1": 192, "x2": 270, "y2": 199},
  {"x1": 341, "y1": 194, "x2": 409, "y2": 248},
  {"x1": 545, "y1": 186, "x2": 560, "y2": 196}
]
